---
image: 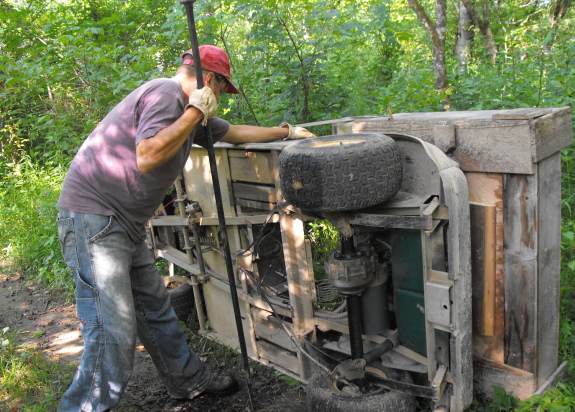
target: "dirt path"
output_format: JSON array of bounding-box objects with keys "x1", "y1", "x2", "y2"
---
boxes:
[{"x1": 0, "y1": 273, "x2": 306, "y2": 411}]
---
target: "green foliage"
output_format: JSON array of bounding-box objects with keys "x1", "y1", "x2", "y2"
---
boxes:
[
  {"x1": 0, "y1": 0, "x2": 177, "y2": 163},
  {"x1": 0, "y1": 157, "x2": 72, "y2": 296},
  {"x1": 490, "y1": 386, "x2": 519, "y2": 411},
  {"x1": 0, "y1": 327, "x2": 74, "y2": 411},
  {"x1": 306, "y1": 220, "x2": 340, "y2": 280},
  {"x1": 517, "y1": 383, "x2": 575, "y2": 411}
]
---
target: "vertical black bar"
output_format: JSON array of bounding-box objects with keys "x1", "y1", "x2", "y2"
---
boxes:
[
  {"x1": 179, "y1": 1, "x2": 254, "y2": 410},
  {"x1": 181, "y1": 0, "x2": 204, "y2": 87},
  {"x1": 340, "y1": 236, "x2": 355, "y2": 257},
  {"x1": 347, "y1": 294, "x2": 364, "y2": 359}
]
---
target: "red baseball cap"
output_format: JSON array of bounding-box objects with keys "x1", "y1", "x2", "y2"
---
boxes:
[{"x1": 182, "y1": 45, "x2": 240, "y2": 94}]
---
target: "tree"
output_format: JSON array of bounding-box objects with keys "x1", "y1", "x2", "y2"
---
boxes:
[
  {"x1": 456, "y1": 0, "x2": 473, "y2": 73},
  {"x1": 460, "y1": 0, "x2": 498, "y2": 64},
  {"x1": 406, "y1": 0, "x2": 448, "y2": 97}
]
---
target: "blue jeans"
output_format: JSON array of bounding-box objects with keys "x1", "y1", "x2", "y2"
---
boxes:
[{"x1": 57, "y1": 208, "x2": 210, "y2": 412}]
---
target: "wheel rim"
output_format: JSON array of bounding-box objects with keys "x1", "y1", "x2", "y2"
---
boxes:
[
  {"x1": 308, "y1": 139, "x2": 366, "y2": 148},
  {"x1": 332, "y1": 366, "x2": 389, "y2": 396}
]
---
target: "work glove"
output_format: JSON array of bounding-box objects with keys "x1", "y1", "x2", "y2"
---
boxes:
[
  {"x1": 279, "y1": 122, "x2": 316, "y2": 140},
  {"x1": 186, "y1": 86, "x2": 218, "y2": 126}
]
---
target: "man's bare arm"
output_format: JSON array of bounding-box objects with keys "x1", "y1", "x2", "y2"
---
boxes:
[
  {"x1": 136, "y1": 108, "x2": 204, "y2": 173},
  {"x1": 220, "y1": 124, "x2": 289, "y2": 144}
]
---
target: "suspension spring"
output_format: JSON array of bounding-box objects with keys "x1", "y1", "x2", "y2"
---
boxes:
[{"x1": 190, "y1": 236, "x2": 217, "y2": 247}]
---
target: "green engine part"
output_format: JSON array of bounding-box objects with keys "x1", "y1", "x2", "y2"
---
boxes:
[{"x1": 391, "y1": 229, "x2": 427, "y2": 357}]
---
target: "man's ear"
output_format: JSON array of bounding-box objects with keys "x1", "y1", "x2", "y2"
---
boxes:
[{"x1": 203, "y1": 71, "x2": 215, "y2": 86}]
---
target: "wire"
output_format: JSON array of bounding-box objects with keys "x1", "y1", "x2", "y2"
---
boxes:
[
  {"x1": 237, "y1": 205, "x2": 280, "y2": 256},
  {"x1": 238, "y1": 267, "x2": 330, "y2": 373},
  {"x1": 314, "y1": 302, "x2": 348, "y2": 319},
  {"x1": 152, "y1": 197, "x2": 176, "y2": 219}
]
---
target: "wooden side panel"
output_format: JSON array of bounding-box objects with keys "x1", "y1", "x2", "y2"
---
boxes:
[
  {"x1": 531, "y1": 107, "x2": 574, "y2": 163},
  {"x1": 228, "y1": 150, "x2": 275, "y2": 184},
  {"x1": 252, "y1": 308, "x2": 296, "y2": 351},
  {"x1": 232, "y1": 182, "x2": 277, "y2": 203},
  {"x1": 536, "y1": 153, "x2": 561, "y2": 387},
  {"x1": 466, "y1": 173, "x2": 505, "y2": 363},
  {"x1": 492, "y1": 108, "x2": 552, "y2": 120},
  {"x1": 257, "y1": 340, "x2": 300, "y2": 376},
  {"x1": 503, "y1": 173, "x2": 538, "y2": 372},
  {"x1": 202, "y1": 280, "x2": 255, "y2": 358},
  {"x1": 185, "y1": 148, "x2": 236, "y2": 217},
  {"x1": 353, "y1": 117, "x2": 536, "y2": 174},
  {"x1": 454, "y1": 122, "x2": 535, "y2": 174}
]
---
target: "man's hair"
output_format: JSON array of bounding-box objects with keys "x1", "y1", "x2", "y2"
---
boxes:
[{"x1": 176, "y1": 55, "x2": 227, "y2": 86}]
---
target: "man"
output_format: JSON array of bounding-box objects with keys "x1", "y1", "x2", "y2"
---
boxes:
[{"x1": 56, "y1": 45, "x2": 314, "y2": 411}]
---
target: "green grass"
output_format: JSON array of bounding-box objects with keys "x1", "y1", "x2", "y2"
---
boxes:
[{"x1": 0, "y1": 327, "x2": 75, "y2": 412}]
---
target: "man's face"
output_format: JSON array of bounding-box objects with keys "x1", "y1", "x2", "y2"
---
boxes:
[{"x1": 206, "y1": 72, "x2": 227, "y2": 100}]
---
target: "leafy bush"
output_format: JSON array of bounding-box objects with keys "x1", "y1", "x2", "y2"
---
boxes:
[{"x1": 0, "y1": 157, "x2": 71, "y2": 296}]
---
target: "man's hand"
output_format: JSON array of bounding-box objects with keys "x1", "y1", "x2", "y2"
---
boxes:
[
  {"x1": 186, "y1": 86, "x2": 218, "y2": 126},
  {"x1": 279, "y1": 122, "x2": 316, "y2": 140}
]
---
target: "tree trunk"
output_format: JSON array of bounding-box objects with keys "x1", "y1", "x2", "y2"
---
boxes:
[
  {"x1": 456, "y1": 1, "x2": 473, "y2": 74},
  {"x1": 460, "y1": 0, "x2": 497, "y2": 64},
  {"x1": 551, "y1": 0, "x2": 572, "y2": 30},
  {"x1": 406, "y1": 0, "x2": 448, "y2": 96}
]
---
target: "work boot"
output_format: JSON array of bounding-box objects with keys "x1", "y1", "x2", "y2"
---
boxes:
[{"x1": 201, "y1": 372, "x2": 239, "y2": 397}]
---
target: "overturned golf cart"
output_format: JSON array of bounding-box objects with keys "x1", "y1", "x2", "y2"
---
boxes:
[{"x1": 146, "y1": 107, "x2": 572, "y2": 411}]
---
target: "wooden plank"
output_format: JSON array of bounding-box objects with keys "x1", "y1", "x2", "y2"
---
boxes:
[
  {"x1": 531, "y1": 107, "x2": 574, "y2": 163},
  {"x1": 232, "y1": 182, "x2": 277, "y2": 203},
  {"x1": 185, "y1": 147, "x2": 237, "y2": 217},
  {"x1": 355, "y1": 117, "x2": 537, "y2": 174},
  {"x1": 433, "y1": 124, "x2": 456, "y2": 153},
  {"x1": 234, "y1": 198, "x2": 276, "y2": 211},
  {"x1": 252, "y1": 308, "x2": 296, "y2": 351},
  {"x1": 473, "y1": 357, "x2": 536, "y2": 400},
  {"x1": 351, "y1": 110, "x2": 573, "y2": 174},
  {"x1": 202, "y1": 281, "x2": 256, "y2": 358},
  {"x1": 466, "y1": 173, "x2": 505, "y2": 364},
  {"x1": 347, "y1": 212, "x2": 434, "y2": 230},
  {"x1": 492, "y1": 108, "x2": 552, "y2": 120},
  {"x1": 503, "y1": 173, "x2": 538, "y2": 372},
  {"x1": 453, "y1": 121, "x2": 535, "y2": 174},
  {"x1": 257, "y1": 340, "x2": 300, "y2": 376},
  {"x1": 228, "y1": 150, "x2": 275, "y2": 184},
  {"x1": 470, "y1": 203, "x2": 496, "y2": 337},
  {"x1": 280, "y1": 213, "x2": 315, "y2": 337},
  {"x1": 279, "y1": 212, "x2": 316, "y2": 381},
  {"x1": 440, "y1": 167, "x2": 474, "y2": 411},
  {"x1": 535, "y1": 153, "x2": 561, "y2": 387}
]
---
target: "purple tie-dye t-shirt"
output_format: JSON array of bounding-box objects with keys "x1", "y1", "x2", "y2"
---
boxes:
[{"x1": 58, "y1": 78, "x2": 229, "y2": 242}]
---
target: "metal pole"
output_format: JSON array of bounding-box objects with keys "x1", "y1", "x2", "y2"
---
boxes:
[
  {"x1": 179, "y1": 1, "x2": 255, "y2": 410},
  {"x1": 347, "y1": 294, "x2": 364, "y2": 359},
  {"x1": 174, "y1": 177, "x2": 207, "y2": 332}
]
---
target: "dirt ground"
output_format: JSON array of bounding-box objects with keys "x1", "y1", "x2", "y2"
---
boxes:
[{"x1": 0, "y1": 273, "x2": 307, "y2": 412}]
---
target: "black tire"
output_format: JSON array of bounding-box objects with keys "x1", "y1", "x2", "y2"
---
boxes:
[
  {"x1": 278, "y1": 133, "x2": 402, "y2": 212},
  {"x1": 168, "y1": 282, "x2": 195, "y2": 322},
  {"x1": 306, "y1": 368, "x2": 417, "y2": 412}
]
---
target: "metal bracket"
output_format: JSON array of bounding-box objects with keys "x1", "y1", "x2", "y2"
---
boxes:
[{"x1": 330, "y1": 358, "x2": 367, "y2": 382}]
